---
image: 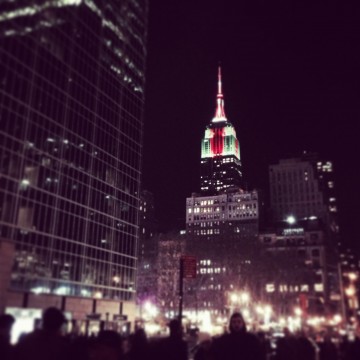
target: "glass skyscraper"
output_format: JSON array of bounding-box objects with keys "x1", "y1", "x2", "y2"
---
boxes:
[{"x1": 0, "y1": 0, "x2": 148, "y2": 316}]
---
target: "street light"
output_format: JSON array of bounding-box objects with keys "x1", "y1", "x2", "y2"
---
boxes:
[
  {"x1": 345, "y1": 286, "x2": 356, "y2": 297},
  {"x1": 348, "y1": 272, "x2": 357, "y2": 281},
  {"x1": 333, "y1": 314, "x2": 342, "y2": 324},
  {"x1": 286, "y1": 215, "x2": 296, "y2": 225},
  {"x1": 240, "y1": 292, "x2": 250, "y2": 304},
  {"x1": 230, "y1": 293, "x2": 239, "y2": 303},
  {"x1": 294, "y1": 307, "x2": 302, "y2": 317}
]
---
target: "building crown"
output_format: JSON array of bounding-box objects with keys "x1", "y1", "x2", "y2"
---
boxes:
[{"x1": 212, "y1": 66, "x2": 227, "y2": 123}]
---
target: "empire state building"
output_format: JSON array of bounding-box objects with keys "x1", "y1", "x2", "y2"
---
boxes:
[
  {"x1": 185, "y1": 68, "x2": 259, "y2": 315},
  {"x1": 186, "y1": 68, "x2": 258, "y2": 239},
  {"x1": 200, "y1": 67, "x2": 243, "y2": 195}
]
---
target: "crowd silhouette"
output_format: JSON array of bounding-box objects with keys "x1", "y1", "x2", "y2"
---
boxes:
[{"x1": 0, "y1": 308, "x2": 359, "y2": 360}]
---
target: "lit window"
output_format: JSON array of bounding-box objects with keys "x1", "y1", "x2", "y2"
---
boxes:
[{"x1": 20, "y1": 179, "x2": 30, "y2": 188}]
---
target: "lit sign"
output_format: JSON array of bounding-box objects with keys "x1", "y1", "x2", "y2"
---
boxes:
[
  {"x1": 181, "y1": 255, "x2": 197, "y2": 279},
  {"x1": 282, "y1": 228, "x2": 304, "y2": 235}
]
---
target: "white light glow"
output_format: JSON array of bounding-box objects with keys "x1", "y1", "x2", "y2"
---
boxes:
[
  {"x1": 294, "y1": 307, "x2": 302, "y2": 316},
  {"x1": 31, "y1": 286, "x2": 50, "y2": 294},
  {"x1": 21, "y1": 179, "x2": 30, "y2": 186},
  {"x1": 286, "y1": 215, "x2": 296, "y2": 224},
  {"x1": 54, "y1": 286, "x2": 70, "y2": 295},
  {"x1": 94, "y1": 291, "x2": 102, "y2": 299}
]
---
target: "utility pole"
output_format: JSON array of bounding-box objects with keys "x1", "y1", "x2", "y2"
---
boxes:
[
  {"x1": 179, "y1": 257, "x2": 184, "y2": 325},
  {"x1": 337, "y1": 261, "x2": 347, "y2": 324},
  {"x1": 178, "y1": 255, "x2": 196, "y2": 326}
]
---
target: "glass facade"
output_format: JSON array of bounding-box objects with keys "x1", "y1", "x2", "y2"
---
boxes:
[{"x1": 0, "y1": 0, "x2": 148, "y2": 301}]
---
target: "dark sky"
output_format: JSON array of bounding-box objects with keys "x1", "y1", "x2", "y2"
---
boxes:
[{"x1": 142, "y1": 1, "x2": 360, "y2": 254}]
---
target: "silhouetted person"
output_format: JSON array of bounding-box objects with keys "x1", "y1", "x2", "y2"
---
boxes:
[
  {"x1": 194, "y1": 336, "x2": 213, "y2": 360},
  {"x1": 275, "y1": 327, "x2": 299, "y2": 360},
  {"x1": 339, "y1": 335, "x2": 350, "y2": 360},
  {"x1": 318, "y1": 334, "x2": 338, "y2": 360},
  {"x1": 296, "y1": 330, "x2": 317, "y2": 360},
  {"x1": 157, "y1": 319, "x2": 188, "y2": 360},
  {"x1": 89, "y1": 330, "x2": 123, "y2": 360},
  {"x1": 211, "y1": 312, "x2": 262, "y2": 360},
  {"x1": 127, "y1": 328, "x2": 149, "y2": 360},
  {"x1": 257, "y1": 331, "x2": 271, "y2": 360},
  {"x1": 0, "y1": 314, "x2": 15, "y2": 360},
  {"x1": 345, "y1": 323, "x2": 360, "y2": 360},
  {"x1": 15, "y1": 307, "x2": 69, "y2": 360}
]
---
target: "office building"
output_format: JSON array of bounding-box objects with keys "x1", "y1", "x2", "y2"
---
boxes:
[
  {"x1": 269, "y1": 153, "x2": 338, "y2": 231},
  {"x1": 0, "y1": 0, "x2": 148, "y2": 333},
  {"x1": 267, "y1": 153, "x2": 341, "y2": 316},
  {"x1": 136, "y1": 190, "x2": 158, "y2": 309},
  {"x1": 259, "y1": 218, "x2": 338, "y2": 315}
]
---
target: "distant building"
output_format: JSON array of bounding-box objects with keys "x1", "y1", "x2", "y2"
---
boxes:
[
  {"x1": 184, "y1": 68, "x2": 259, "y2": 317},
  {"x1": 259, "y1": 219, "x2": 338, "y2": 315},
  {"x1": 138, "y1": 190, "x2": 157, "y2": 261},
  {"x1": 136, "y1": 190, "x2": 157, "y2": 308},
  {"x1": 186, "y1": 189, "x2": 258, "y2": 238},
  {"x1": 157, "y1": 231, "x2": 186, "y2": 317},
  {"x1": 267, "y1": 153, "x2": 341, "y2": 316},
  {"x1": 269, "y1": 153, "x2": 338, "y2": 232},
  {"x1": 338, "y1": 247, "x2": 359, "y2": 319},
  {"x1": 0, "y1": 0, "x2": 148, "y2": 332}
]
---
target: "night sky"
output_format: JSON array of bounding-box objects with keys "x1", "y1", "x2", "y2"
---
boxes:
[{"x1": 142, "y1": 1, "x2": 360, "y2": 254}]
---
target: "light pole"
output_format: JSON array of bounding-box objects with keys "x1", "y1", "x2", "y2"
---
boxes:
[{"x1": 337, "y1": 262, "x2": 347, "y2": 324}]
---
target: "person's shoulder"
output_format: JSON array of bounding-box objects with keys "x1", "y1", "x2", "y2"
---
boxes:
[
  {"x1": 216, "y1": 333, "x2": 231, "y2": 343},
  {"x1": 211, "y1": 333, "x2": 228, "y2": 346},
  {"x1": 245, "y1": 332, "x2": 261, "y2": 343},
  {"x1": 18, "y1": 330, "x2": 43, "y2": 344}
]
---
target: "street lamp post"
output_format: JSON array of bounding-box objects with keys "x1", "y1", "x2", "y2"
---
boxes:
[{"x1": 337, "y1": 262, "x2": 347, "y2": 325}]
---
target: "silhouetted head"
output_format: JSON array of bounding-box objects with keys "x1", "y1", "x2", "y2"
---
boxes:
[
  {"x1": 42, "y1": 307, "x2": 66, "y2": 333},
  {"x1": 0, "y1": 314, "x2": 15, "y2": 339},
  {"x1": 283, "y1": 327, "x2": 292, "y2": 337},
  {"x1": 229, "y1": 312, "x2": 246, "y2": 333},
  {"x1": 168, "y1": 319, "x2": 182, "y2": 338},
  {"x1": 98, "y1": 330, "x2": 122, "y2": 348},
  {"x1": 132, "y1": 328, "x2": 147, "y2": 345}
]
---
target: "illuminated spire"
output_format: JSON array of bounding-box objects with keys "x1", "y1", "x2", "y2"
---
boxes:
[{"x1": 212, "y1": 66, "x2": 227, "y2": 122}]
